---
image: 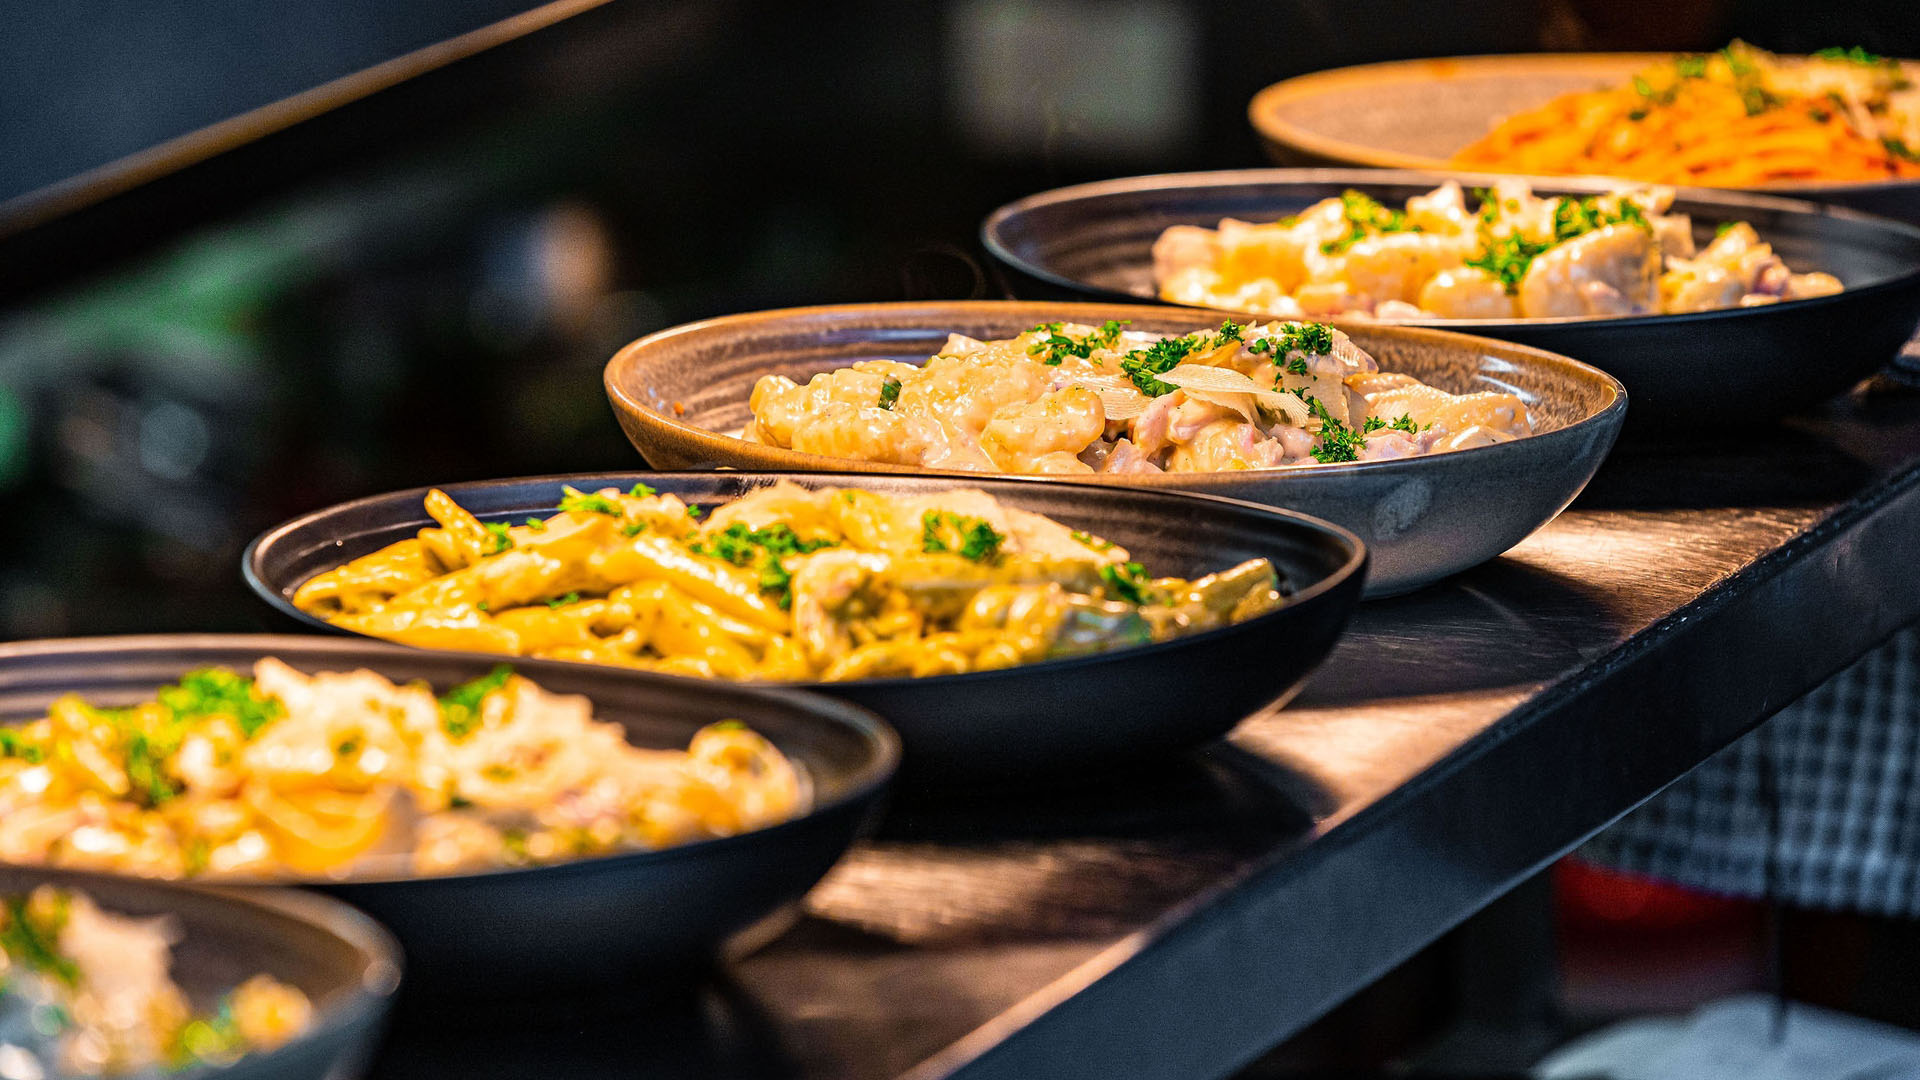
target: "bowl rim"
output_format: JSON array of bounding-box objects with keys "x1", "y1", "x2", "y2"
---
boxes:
[
  {"x1": 1245, "y1": 50, "x2": 1920, "y2": 197},
  {"x1": 0, "y1": 633, "x2": 900, "y2": 888},
  {"x1": 979, "y1": 167, "x2": 1920, "y2": 330},
  {"x1": 599, "y1": 299, "x2": 1628, "y2": 483},
  {"x1": 0, "y1": 864, "x2": 402, "y2": 1079},
  {"x1": 242, "y1": 470, "x2": 1369, "y2": 695}
]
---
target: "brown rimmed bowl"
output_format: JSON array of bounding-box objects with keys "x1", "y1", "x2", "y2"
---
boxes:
[
  {"x1": 1246, "y1": 52, "x2": 1920, "y2": 221},
  {"x1": 600, "y1": 301, "x2": 1625, "y2": 596}
]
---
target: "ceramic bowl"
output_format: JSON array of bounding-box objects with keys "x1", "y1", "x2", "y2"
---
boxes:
[
  {"x1": 983, "y1": 169, "x2": 1920, "y2": 428},
  {"x1": 0, "y1": 635, "x2": 896, "y2": 991},
  {"x1": 599, "y1": 301, "x2": 1625, "y2": 595},
  {"x1": 245, "y1": 472, "x2": 1365, "y2": 781},
  {"x1": 1246, "y1": 53, "x2": 1920, "y2": 221},
  {"x1": 0, "y1": 864, "x2": 399, "y2": 1080}
]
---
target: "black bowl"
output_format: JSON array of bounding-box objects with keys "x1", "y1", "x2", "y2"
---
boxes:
[
  {"x1": 243, "y1": 472, "x2": 1367, "y2": 781},
  {"x1": 0, "y1": 864, "x2": 399, "y2": 1080},
  {"x1": 0, "y1": 635, "x2": 896, "y2": 992},
  {"x1": 983, "y1": 168, "x2": 1920, "y2": 427}
]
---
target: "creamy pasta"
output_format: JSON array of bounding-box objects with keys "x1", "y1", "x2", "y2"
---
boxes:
[
  {"x1": 745, "y1": 320, "x2": 1529, "y2": 475},
  {"x1": 0, "y1": 662, "x2": 803, "y2": 880},
  {"x1": 1153, "y1": 181, "x2": 1841, "y2": 321},
  {"x1": 0, "y1": 887, "x2": 311, "y2": 1076},
  {"x1": 292, "y1": 482, "x2": 1285, "y2": 681}
]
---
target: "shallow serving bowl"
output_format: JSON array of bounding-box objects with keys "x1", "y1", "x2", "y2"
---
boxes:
[
  {"x1": 245, "y1": 472, "x2": 1365, "y2": 779},
  {"x1": 0, "y1": 635, "x2": 896, "y2": 992},
  {"x1": 598, "y1": 302, "x2": 1623, "y2": 595},
  {"x1": 1246, "y1": 53, "x2": 1920, "y2": 221},
  {"x1": 983, "y1": 170, "x2": 1920, "y2": 427},
  {"x1": 0, "y1": 864, "x2": 399, "y2": 1080}
]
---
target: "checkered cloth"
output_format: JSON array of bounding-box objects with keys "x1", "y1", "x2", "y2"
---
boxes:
[{"x1": 1584, "y1": 623, "x2": 1920, "y2": 916}]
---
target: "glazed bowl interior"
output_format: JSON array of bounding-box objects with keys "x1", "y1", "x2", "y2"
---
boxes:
[
  {"x1": 599, "y1": 301, "x2": 1624, "y2": 595},
  {"x1": 0, "y1": 864, "x2": 399, "y2": 1080},
  {"x1": 244, "y1": 472, "x2": 1367, "y2": 782},
  {"x1": 0, "y1": 636, "x2": 897, "y2": 991}
]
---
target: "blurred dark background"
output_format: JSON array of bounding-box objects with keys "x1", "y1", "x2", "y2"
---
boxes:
[{"x1": 1, "y1": 0, "x2": 1917, "y2": 639}]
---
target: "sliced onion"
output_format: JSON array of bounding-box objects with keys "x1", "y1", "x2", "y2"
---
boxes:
[
  {"x1": 1155, "y1": 364, "x2": 1312, "y2": 427},
  {"x1": 1088, "y1": 385, "x2": 1150, "y2": 421},
  {"x1": 1180, "y1": 388, "x2": 1260, "y2": 428}
]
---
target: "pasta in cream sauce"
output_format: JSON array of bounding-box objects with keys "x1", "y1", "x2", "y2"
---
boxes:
[
  {"x1": 745, "y1": 320, "x2": 1530, "y2": 474},
  {"x1": 292, "y1": 482, "x2": 1285, "y2": 681}
]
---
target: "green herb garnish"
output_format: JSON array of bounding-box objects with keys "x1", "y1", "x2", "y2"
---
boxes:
[
  {"x1": 482, "y1": 521, "x2": 513, "y2": 555},
  {"x1": 628, "y1": 482, "x2": 657, "y2": 498},
  {"x1": 877, "y1": 376, "x2": 902, "y2": 409},
  {"x1": 2, "y1": 891, "x2": 79, "y2": 988},
  {"x1": 1069, "y1": 530, "x2": 1113, "y2": 552},
  {"x1": 1025, "y1": 319, "x2": 1128, "y2": 364},
  {"x1": 0, "y1": 728, "x2": 45, "y2": 764},
  {"x1": 546, "y1": 592, "x2": 581, "y2": 609},
  {"x1": 691, "y1": 523, "x2": 838, "y2": 609},
  {"x1": 920, "y1": 511, "x2": 1005, "y2": 563},
  {"x1": 1098, "y1": 562, "x2": 1158, "y2": 605},
  {"x1": 557, "y1": 486, "x2": 622, "y2": 516},
  {"x1": 1321, "y1": 190, "x2": 1420, "y2": 255},
  {"x1": 439, "y1": 665, "x2": 515, "y2": 740}
]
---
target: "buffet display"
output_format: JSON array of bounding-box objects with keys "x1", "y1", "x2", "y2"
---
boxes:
[{"x1": 10, "y1": 32, "x2": 1920, "y2": 1079}]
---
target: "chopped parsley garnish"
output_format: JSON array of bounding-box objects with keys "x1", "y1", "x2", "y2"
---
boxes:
[
  {"x1": 523, "y1": 517, "x2": 547, "y2": 532},
  {"x1": 439, "y1": 665, "x2": 515, "y2": 740},
  {"x1": 691, "y1": 523, "x2": 838, "y2": 609},
  {"x1": 1813, "y1": 45, "x2": 1887, "y2": 65},
  {"x1": 1465, "y1": 192, "x2": 1652, "y2": 294},
  {"x1": 621, "y1": 522, "x2": 646, "y2": 537},
  {"x1": 546, "y1": 591, "x2": 581, "y2": 609},
  {"x1": 1025, "y1": 319, "x2": 1128, "y2": 364},
  {"x1": 628, "y1": 483, "x2": 657, "y2": 498},
  {"x1": 1, "y1": 891, "x2": 79, "y2": 988},
  {"x1": 1119, "y1": 334, "x2": 1202, "y2": 396},
  {"x1": 1389, "y1": 413, "x2": 1424, "y2": 435},
  {"x1": 1886, "y1": 138, "x2": 1920, "y2": 163},
  {"x1": 125, "y1": 733, "x2": 178, "y2": 805},
  {"x1": 1247, "y1": 322, "x2": 1334, "y2": 366},
  {"x1": 557, "y1": 486, "x2": 622, "y2": 516},
  {"x1": 1715, "y1": 220, "x2": 1740, "y2": 237},
  {"x1": 1296, "y1": 393, "x2": 1367, "y2": 464},
  {"x1": 1673, "y1": 54, "x2": 1708, "y2": 79},
  {"x1": 921, "y1": 511, "x2": 1004, "y2": 563},
  {"x1": 686, "y1": 505, "x2": 704, "y2": 519},
  {"x1": 482, "y1": 521, "x2": 514, "y2": 555},
  {"x1": 170, "y1": 1001, "x2": 244, "y2": 1068},
  {"x1": 1098, "y1": 562, "x2": 1158, "y2": 605},
  {"x1": 1069, "y1": 529, "x2": 1113, "y2": 552},
  {"x1": 158, "y1": 669, "x2": 283, "y2": 739},
  {"x1": 1321, "y1": 190, "x2": 1420, "y2": 255},
  {"x1": 877, "y1": 376, "x2": 902, "y2": 409},
  {"x1": 0, "y1": 728, "x2": 45, "y2": 763}
]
